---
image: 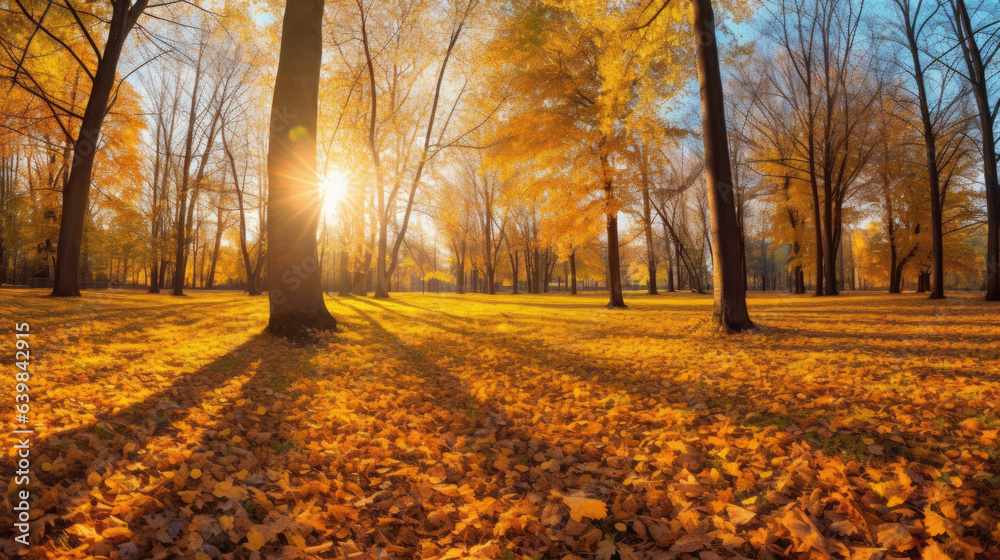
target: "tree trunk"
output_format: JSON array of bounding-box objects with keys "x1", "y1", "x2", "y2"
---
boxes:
[
  {"x1": 225, "y1": 125, "x2": 263, "y2": 296},
  {"x1": 663, "y1": 221, "x2": 675, "y2": 292},
  {"x1": 266, "y1": 0, "x2": 335, "y2": 337},
  {"x1": 249, "y1": 251, "x2": 265, "y2": 296},
  {"x1": 159, "y1": 258, "x2": 168, "y2": 289},
  {"x1": 509, "y1": 249, "x2": 519, "y2": 295},
  {"x1": 901, "y1": 1, "x2": 945, "y2": 299},
  {"x1": 808, "y1": 165, "x2": 823, "y2": 295},
  {"x1": 149, "y1": 261, "x2": 159, "y2": 294},
  {"x1": 148, "y1": 118, "x2": 163, "y2": 294},
  {"x1": 601, "y1": 150, "x2": 626, "y2": 308},
  {"x1": 485, "y1": 209, "x2": 496, "y2": 294},
  {"x1": 173, "y1": 52, "x2": 224, "y2": 296},
  {"x1": 569, "y1": 250, "x2": 577, "y2": 295},
  {"x1": 206, "y1": 208, "x2": 224, "y2": 289},
  {"x1": 337, "y1": 246, "x2": 350, "y2": 296},
  {"x1": 543, "y1": 252, "x2": 555, "y2": 293},
  {"x1": 886, "y1": 190, "x2": 901, "y2": 293},
  {"x1": 172, "y1": 49, "x2": 205, "y2": 297},
  {"x1": 357, "y1": 2, "x2": 389, "y2": 300},
  {"x1": 738, "y1": 212, "x2": 748, "y2": 292},
  {"x1": 952, "y1": 0, "x2": 999, "y2": 301},
  {"x1": 51, "y1": 1, "x2": 149, "y2": 296},
  {"x1": 693, "y1": 0, "x2": 751, "y2": 330},
  {"x1": 374, "y1": 216, "x2": 389, "y2": 298},
  {"x1": 641, "y1": 169, "x2": 658, "y2": 295},
  {"x1": 605, "y1": 210, "x2": 626, "y2": 308},
  {"x1": 456, "y1": 243, "x2": 466, "y2": 294},
  {"x1": 383, "y1": 28, "x2": 464, "y2": 290},
  {"x1": 675, "y1": 235, "x2": 684, "y2": 290},
  {"x1": 822, "y1": 191, "x2": 838, "y2": 296}
]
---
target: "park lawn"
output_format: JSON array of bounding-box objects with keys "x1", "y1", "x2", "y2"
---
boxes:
[{"x1": 1, "y1": 289, "x2": 999, "y2": 560}]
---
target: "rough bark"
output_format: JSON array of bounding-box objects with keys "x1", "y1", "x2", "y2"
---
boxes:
[
  {"x1": 266, "y1": 0, "x2": 335, "y2": 337},
  {"x1": 951, "y1": 0, "x2": 999, "y2": 300},
  {"x1": 693, "y1": 0, "x2": 752, "y2": 330}
]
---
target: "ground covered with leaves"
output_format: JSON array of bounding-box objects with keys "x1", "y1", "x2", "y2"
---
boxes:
[{"x1": 1, "y1": 289, "x2": 999, "y2": 560}]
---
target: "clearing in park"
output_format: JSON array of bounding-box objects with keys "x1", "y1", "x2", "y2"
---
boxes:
[{"x1": 1, "y1": 289, "x2": 998, "y2": 559}]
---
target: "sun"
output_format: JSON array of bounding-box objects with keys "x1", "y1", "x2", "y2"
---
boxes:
[{"x1": 318, "y1": 170, "x2": 349, "y2": 218}]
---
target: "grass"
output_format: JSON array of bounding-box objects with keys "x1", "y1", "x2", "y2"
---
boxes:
[{"x1": 1, "y1": 288, "x2": 999, "y2": 559}]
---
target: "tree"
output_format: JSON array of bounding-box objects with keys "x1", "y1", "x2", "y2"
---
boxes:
[
  {"x1": 691, "y1": 0, "x2": 753, "y2": 330},
  {"x1": 892, "y1": 0, "x2": 948, "y2": 299},
  {"x1": 141, "y1": 71, "x2": 182, "y2": 294},
  {"x1": 222, "y1": 119, "x2": 266, "y2": 296},
  {"x1": 634, "y1": 136, "x2": 660, "y2": 295},
  {"x1": 461, "y1": 149, "x2": 509, "y2": 294},
  {"x1": 169, "y1": 20, "x2": 252, "y2": 296},
  {"x1": 6, "y1": 1, "x2": 152, "y2": 296},
  {"x1": 755, "y1": 0, "x2": 880, "y2": 296},
  {"x1": 266, "y1": 0, "x2": 336, "y2": 337},
  {"x1": 170, "y1": 38, "x2": 221, "y2": 296},
  {"x1": 946, "y1": 0, "x2": 1000, "y2": 300},
  {"x1": 650, "y1": 143, "x2": 709, "y2": 294},
  {"x1": 493, "y1": 0, "x2": 687, "y2": 308},
  {"x1": 351, "y1": 0, "x2": 477, "y2": 298},
  {"x1": 870, "y1": 84, "x2": 926, "y2": 293}
]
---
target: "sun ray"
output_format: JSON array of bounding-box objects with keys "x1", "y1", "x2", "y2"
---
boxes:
[{"x1": 319, "y1": 170, "x2": 349, "y2": 219}]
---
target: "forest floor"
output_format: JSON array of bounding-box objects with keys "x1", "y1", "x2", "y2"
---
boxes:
[{"x1": 1, "y1": 289, "x2": 999, "y2": 560}]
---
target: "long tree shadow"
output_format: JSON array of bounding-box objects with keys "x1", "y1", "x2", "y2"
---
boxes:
[
  {"x1": 0, "y1": 332, "x2": 333, "y2": 557},
  {"x1": 7, "y1": 291, "x2": 996, "y2": 558},
  {"x1": 345, "y1": 295, "x2": 980, "y2": 475}
]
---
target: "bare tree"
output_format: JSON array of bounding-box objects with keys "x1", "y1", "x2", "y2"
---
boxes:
[
  {"x1": 892, "y1": 0, "x2": 950, "y2": 298},
  {"x1": 756, "y1": 0, "x2": 880, "y2": 296},
  {"x1": 946, "y1": 0, "x2": 1000, "y2": 300}
]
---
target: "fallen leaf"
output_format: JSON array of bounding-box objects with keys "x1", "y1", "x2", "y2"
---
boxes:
[{"x1": 562, "y1": 495, "x2": 608, "y2": 522}]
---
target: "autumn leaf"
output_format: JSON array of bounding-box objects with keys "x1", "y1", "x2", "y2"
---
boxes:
[
  {"x1": 923, "y1": 509, "x2": 955, "y2": 537},
  {"x1": 213, "y1": 479, "x2": 247, "y2": 499},
  {"x1": 877, "y1": 523, "x2": 915, "y2": 551},
  {"x1": 725, "y1": 504, "x2": 755, "y2": 526},
  {"x1": 596, "y1": 539, "x2": 617, "y2": 560},
  {"x1": 781, "y1": 507, "x2": 826, "y2": 553},
  {"x1": 8, "y1": 271, "x2": 1000, "y2": 560},
  {"x1": 245, "y1": 529, "x2": 266, "y2": 551},
  {"x1": 561, "y1": 495, "x2": 608, "y2": 522},
  {"x1": 921, "y1": 541, "x2": 952, "y2": 560}
]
